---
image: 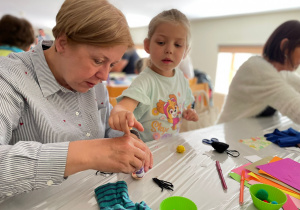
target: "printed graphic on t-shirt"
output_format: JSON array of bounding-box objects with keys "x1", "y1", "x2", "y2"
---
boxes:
[{"x1": 151, "y1": 94, "x2": 183, "y2": 140}]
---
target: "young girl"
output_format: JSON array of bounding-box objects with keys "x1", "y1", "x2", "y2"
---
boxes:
[{"x1": 109, "y1": 9, "x2": 198, "y2": 142}]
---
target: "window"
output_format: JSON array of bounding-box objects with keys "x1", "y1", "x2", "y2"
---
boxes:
[{"x1": 215, "y1": 46, "x2": 262, "y2": 94}]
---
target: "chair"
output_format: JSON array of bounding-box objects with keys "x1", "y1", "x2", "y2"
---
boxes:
[
  {"x1": 109, "y1": 97, "x2": 117, "y2": 107},
  {"x1": 106, "y1": 85, "x2": 128, "y2": 98},
  {"x1": 188, "y1": 77, "x2": 197, "y2": 87},
  {"x1": 189, "y1": 82, "x2": 210, "y2": 107}
]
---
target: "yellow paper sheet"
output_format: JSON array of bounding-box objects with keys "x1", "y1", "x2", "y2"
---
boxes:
[{"x1": 248, "y1": 172, "x2": 300, "y2": 199}]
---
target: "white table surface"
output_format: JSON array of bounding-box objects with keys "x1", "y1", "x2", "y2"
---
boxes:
[{"x1": 1, "y1": 114, "x2": 300, "y2": 210}]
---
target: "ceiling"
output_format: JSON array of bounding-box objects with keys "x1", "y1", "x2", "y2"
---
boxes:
[{"x1": 2, "y1": 0, "x2": 300, "y2": 29}]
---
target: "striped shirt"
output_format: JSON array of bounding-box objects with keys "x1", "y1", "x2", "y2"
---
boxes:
[{"x1": 0, "y1": 41, "x2": 121, "y2": 201}]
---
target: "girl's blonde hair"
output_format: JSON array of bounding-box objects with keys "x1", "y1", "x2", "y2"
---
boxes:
[
  {"x1": 52, "y1": 0, "x2": 134, "y2": 48},
  {"x1": 147, "y1": 9, "x2": 191, "y2": 49}
]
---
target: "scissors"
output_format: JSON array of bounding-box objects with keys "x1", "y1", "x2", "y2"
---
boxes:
[
  {"x1": 202, "y1": 138, "x2": 240, "y2": 157},
  {"x1": 202, "y1": 138, "x2": 219, "y2": 145}
]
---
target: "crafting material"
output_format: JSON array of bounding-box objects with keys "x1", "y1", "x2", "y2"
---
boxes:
[
  {"x1": 244, "y1": 156, "x2": 300, "y2": 194},
  {"x1": 130, "y1": 129, "x2": 145, "y2": 180},
  {"x1": 264, "y1": 128, "x2": 300, "y2": 147},
  {"x1": 216, "y1": 160, "x2": 227, "y2": 190},
  {"x1": 239, "y1": 136, "x2": 271, "y2": 150},
  {"x1": 94, "y1": 181, "x2": 151, "y2": 209},
  {"x1": 257, "y1": 158, "x2": 300, "y2": 191},
  {"x1": 283, "y1": 194, "x2": 299, "y2": 210},
  {"x1": 228, "y1": 172, "x2": 251, "y2": 188},
  {"x1": 244, "y1": 155, "x2": 261, "y2": 163},
  {"x1": 231, "y1": 162, "x2": 252, "y2": 181},
  {"x1": 249, "y1": 184, "x2": 287, "y2": 210},
  {"x1": 160, "y1": 196, "x2": 197, "y2": 210},
  {"x1": 256, "y1": 189, "x2": 269, "y2": 201},
  {"x1": 132, "y1": 167, "x2": 145, "y2": 179},
  {"x1": 289, "y1": 195, "x2": 300, "y2": 209},
  {"x1": 176, "y1": 145, "x2": 185, "y2": 153},
  {"x1": 203, "y1": 138, "x2": 240, "y2": 157},
  {"x1": 247, "y1": 172, "x2": 300, "y2": 199},
  {"x1": 152, "y1": 178, "x2": 174, "y2": 192},
  {"x1": 239, "y1": 170, "x2": 245, "y2": 205}
]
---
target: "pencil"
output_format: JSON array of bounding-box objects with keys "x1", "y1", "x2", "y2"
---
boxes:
[
  {"x1": 239, "y1": 170, "x2": 245, "y2": 205},
  {"x1": 216, "y1": 161, "x2": 227, "y2": 190}
]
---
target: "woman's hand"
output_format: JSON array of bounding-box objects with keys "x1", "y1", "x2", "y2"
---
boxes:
[{"x1": 64, "y1": 135, "x2": 153, "y2": 177}]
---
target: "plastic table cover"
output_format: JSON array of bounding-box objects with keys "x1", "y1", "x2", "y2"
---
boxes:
[{"x1": 1, "y1": 114, "x2": 299, "y2": 210}]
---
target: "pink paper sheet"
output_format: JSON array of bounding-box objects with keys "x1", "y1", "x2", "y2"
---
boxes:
[
  {"x1": 283, "y1": 194, "x2": 298, "y2": 210},
  {"x1": 257, "y1": 158, "x2": 300, "y2": 191},
  {"x1": 231, "y1": 163, "x2": 252, "y2": 180},
  {"x1": 290, "y1": 195, "x2": 300, "y2": 209}
]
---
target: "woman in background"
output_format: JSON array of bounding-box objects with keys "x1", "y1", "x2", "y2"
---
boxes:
[
  {"x1": 0, "y1": 14, "x2": 35, "y2": 56},
  {"x1": 218, "y1": 20, "x2": 300, "y2": 124}
]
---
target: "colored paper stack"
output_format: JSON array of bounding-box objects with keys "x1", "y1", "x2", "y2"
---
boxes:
[{"x1": 229, "y1": 156, "x2": 300, "y2": 209}]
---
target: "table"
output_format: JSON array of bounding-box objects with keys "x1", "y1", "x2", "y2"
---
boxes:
[{"x1": 1, "y1": 114, "x2": 300, "y2": 210}]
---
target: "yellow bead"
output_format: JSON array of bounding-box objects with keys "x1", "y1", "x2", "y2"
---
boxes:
[{"x1": 176, "y1": 145, "x2": 185, "y2": 153}]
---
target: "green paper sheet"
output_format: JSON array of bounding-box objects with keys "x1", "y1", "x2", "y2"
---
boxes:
[{"x1": 228, "y1": 172, "x2": 251, "y2": 188}]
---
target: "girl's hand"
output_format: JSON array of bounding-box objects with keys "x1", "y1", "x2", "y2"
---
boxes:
[
  {"x1": 182, "y1": 109, "x2": 199, "y2": 122},
  {"x1": 109, "y1": 110, "x2": 144, "y2": 135}
]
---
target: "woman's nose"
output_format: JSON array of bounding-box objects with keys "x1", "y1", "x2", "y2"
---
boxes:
[{"x1": 95, "y1": 65, "x2": 110, "y2": 81}]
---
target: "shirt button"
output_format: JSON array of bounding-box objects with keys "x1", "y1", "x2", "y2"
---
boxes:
[
  {"x1": 86, "y1": 133, "x2": 90, "y2": 137},
  {"x1": 47, "y1": 180, "x2": 54, "y2": 186},
  {"x1": 75, "y1": 112, "x2": 80, "y2": 116}
]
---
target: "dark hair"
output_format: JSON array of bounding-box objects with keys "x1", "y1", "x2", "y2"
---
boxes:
[
  {"x1": 263, "y1": 20, "x2": 300, "y2": 64},
  {"x1": 0, "y1": 14, "x2": 35, "y2": 51}
]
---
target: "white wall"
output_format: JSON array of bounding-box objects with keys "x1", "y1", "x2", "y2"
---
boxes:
[{"x1": 130, "y1": 9, "x2": 300, "y2": 87}]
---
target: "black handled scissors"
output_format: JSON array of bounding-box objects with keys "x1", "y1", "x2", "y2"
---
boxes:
[
  {"x1": 202, "y1": 138, "x2": 219, "y2": 145},
  {"x1": 202, "y1": 138, "x2": 240, "y2": 157}
]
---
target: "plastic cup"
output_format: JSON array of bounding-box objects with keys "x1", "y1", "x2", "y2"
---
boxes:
[
  {"x1": 160, "y1": 196, "x2": 197, "y2": 210},
  {"x1": 249, "y1": 184, "x2": 287, "y2": 210}
]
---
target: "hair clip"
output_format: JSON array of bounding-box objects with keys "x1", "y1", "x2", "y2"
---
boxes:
[{"x1": 152, "y1": 177, "x2": 174, "y2": 192}]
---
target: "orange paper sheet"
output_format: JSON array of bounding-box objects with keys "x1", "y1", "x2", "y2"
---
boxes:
[{"x1": 248, "y1": 172, "x2": 300, "y2": 199}]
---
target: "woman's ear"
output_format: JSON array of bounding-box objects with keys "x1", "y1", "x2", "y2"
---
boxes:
[
  {"x1": 144, "y1": 38, "x2": 150, "y2": 54},
  {"x1": 55, "y1": 35, "x2": 68, "y2": 53},
  {"x1": 280, "y1": 38, "x2": 289, "y2": 51}
]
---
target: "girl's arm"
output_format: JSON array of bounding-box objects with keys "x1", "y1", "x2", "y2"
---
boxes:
[{"x1": 109, "y1": 97, "x2": 144, "y2": 134}]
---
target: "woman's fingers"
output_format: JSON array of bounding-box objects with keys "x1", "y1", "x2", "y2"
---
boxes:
[{"x1": 133, "y1": 138, "x2": 153, "y2": 172}]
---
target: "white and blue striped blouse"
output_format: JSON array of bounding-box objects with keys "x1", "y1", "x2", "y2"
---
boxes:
[{"x1": 0, "y1": 41, "x2": 121, "y2": 201}]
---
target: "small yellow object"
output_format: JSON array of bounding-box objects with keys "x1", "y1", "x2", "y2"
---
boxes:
[{"x1": 176, "y1": 145, "x2": 185, "y2": 153}]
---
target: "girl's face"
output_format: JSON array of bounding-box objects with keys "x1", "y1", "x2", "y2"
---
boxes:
[
  {"x1": 144, "y1": 22, "x2": 188, "y2": 77},
  {"x1": 53, "y1": 42, "x2": 127, "y2": 93}
]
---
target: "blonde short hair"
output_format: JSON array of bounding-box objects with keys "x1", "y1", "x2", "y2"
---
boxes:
[
  {"x1": 52, "y1": 0, "x2": 133, "y2": 48},
  {"x1": 147, "y1": 9, "x2": 191, "y2": 49}
]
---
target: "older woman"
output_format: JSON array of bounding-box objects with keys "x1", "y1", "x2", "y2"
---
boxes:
[
  {"x1": 0, "y1": 0, "x2": 152, "y2": 200},
  {"x1": 218, "y1": 20, "x2": 300, "y2": 124}
]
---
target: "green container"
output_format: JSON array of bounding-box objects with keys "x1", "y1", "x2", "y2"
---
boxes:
[
  {"x1": 249, "y1": 184, "x2": 287, "y2": 210},
  {"x1": 160, "y1": 196, "x2": 197, "y2": 210}
]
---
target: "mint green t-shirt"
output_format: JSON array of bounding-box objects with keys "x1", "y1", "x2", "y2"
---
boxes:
[{"x1": 118, "y1": 67, "x2": 194, "y2": 142}]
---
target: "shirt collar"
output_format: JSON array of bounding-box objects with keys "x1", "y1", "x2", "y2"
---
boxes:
[{"x1": 30, "y1": 41, "x2": 74, "y2": 98}]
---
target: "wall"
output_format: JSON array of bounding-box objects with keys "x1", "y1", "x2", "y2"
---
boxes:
[{"x1": 130, "y1": 9, "x2": 300, "y2": 87}]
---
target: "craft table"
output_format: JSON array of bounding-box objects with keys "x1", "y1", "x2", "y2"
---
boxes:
[{"x1": 1, "y1": 114, "x2": 299, "y2": 210}]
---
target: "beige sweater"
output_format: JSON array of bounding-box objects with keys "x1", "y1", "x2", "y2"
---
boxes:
[{"x1": 217, "y1": 56, "x2": 300, "y2": 124}]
